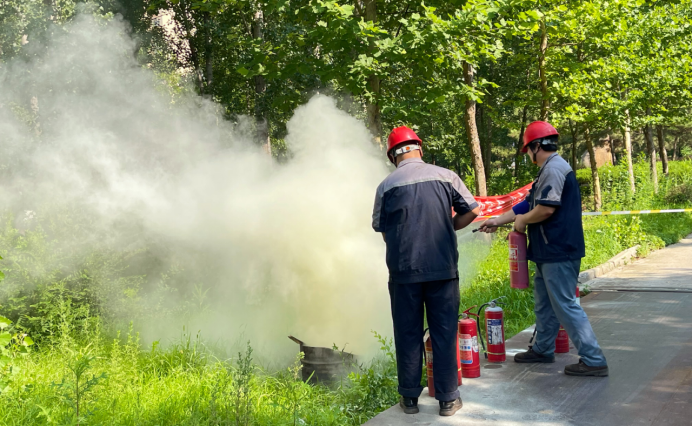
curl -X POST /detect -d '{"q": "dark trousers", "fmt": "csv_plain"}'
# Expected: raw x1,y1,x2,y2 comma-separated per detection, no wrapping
388,278,460,402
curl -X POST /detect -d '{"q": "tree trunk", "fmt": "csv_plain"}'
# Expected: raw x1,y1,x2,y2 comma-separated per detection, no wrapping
252,6,271,155
514,105,529,185
538,19,549,121
189,44,205,95
644,111,658,193
584,126,601,211
673,136,678,161
568,119,578,171
622,109,635,193
463,61,487,196
656,125,668,175
30,95,41,137
43,0,54,22
643,125,658,193
485,106,492,179
478,104,491,181
365,0,382,148
607,134,616,165
203,12,213,95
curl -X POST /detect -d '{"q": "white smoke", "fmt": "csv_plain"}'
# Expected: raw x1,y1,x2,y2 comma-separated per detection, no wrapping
0,14,393,362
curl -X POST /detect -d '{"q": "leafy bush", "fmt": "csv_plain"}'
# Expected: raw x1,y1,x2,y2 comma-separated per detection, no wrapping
0,315,34,394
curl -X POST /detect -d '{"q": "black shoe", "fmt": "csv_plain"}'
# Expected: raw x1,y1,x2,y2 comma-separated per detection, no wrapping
399,396,419,414
565,360,609,377
439,397,463,416
514,346,555,363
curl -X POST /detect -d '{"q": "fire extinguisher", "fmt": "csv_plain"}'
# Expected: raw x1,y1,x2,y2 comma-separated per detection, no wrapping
477,297,507,363
508,231,529,289
424,329,435,397
555,287,582,353
423,328,462,397
458,307,481,378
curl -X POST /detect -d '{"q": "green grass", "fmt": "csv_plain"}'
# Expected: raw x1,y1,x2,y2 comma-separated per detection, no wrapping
1,325,400,426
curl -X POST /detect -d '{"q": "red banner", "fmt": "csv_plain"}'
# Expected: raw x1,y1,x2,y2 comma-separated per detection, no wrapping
472,183,532,222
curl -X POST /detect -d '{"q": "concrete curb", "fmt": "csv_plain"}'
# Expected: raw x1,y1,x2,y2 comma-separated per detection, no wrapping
578,244,640,286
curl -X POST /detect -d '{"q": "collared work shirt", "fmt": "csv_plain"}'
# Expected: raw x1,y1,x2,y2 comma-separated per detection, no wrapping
372,158,478,284
526,153,586,263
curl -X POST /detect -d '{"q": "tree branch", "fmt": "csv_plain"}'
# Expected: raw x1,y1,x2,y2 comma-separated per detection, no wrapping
354,0,363,17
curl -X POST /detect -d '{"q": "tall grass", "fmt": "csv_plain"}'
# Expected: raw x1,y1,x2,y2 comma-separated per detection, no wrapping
1,317,399,426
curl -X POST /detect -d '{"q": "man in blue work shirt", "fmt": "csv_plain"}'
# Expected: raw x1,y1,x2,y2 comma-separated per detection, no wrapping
372,126,480,416
480,120,608,377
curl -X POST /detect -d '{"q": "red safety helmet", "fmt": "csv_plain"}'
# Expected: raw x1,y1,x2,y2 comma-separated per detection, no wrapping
522,121,559,153
387,126,422,153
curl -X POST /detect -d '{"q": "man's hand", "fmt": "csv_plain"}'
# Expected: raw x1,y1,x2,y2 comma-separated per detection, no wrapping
478,218,500,233
514,214,527,233
478,209,516,233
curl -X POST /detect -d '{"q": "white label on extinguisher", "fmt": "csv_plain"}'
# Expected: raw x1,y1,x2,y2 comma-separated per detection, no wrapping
426,349,433,364
472,336,479,352
459,334,473,364
509,244,518,261
487,319,504,344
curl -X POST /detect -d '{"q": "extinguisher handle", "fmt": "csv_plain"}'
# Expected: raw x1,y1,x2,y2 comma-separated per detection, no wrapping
460,306,479,318
490,296,508,306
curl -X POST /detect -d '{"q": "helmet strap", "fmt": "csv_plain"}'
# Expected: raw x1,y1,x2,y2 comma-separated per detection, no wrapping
529,143,540,165
389,144,422,165
393,144,421,157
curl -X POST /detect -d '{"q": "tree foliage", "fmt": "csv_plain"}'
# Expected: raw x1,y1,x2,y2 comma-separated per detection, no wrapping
1,0,690,196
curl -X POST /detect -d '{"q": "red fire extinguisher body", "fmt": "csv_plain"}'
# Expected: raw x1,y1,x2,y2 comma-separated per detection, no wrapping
555,287,581,353
485,305,506,362
458,313,480,378
424,333,435,397
508,231,529,289
424,330,462,397
555,327,569,353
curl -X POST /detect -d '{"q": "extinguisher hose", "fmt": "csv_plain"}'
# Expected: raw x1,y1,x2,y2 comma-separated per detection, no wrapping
476,303,489,359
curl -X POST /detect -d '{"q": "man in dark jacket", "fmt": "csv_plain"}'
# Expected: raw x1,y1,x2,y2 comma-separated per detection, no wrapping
480,120,608,377
372,126,479,416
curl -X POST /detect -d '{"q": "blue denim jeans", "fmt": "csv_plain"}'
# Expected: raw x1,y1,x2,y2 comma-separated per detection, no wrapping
532,260,608,367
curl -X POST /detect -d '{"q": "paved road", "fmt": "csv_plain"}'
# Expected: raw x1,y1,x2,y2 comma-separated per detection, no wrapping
586,235,692,292
366,236,692,426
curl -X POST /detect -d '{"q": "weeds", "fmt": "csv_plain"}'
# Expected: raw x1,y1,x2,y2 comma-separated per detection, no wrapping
51,345,107,425
232,342,254,426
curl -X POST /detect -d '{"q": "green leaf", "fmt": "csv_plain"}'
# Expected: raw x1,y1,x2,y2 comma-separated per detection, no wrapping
236,67,249,76
22,336,34,346
0,317,10,330
526,10,543,21
317,20,327,27
435,96,445,103
0,333,10,347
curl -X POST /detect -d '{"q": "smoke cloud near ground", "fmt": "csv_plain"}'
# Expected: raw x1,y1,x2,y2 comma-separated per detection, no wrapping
0,14,395,362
